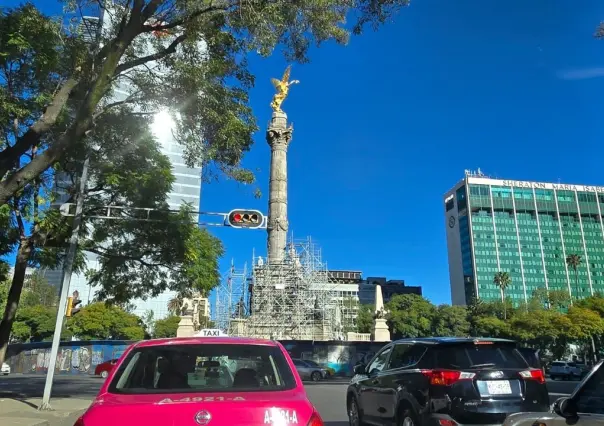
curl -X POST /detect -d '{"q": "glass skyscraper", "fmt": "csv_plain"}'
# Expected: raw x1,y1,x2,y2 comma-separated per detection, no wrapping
445,171,604,306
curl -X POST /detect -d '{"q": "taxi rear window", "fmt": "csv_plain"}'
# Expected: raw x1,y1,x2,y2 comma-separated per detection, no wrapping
108,344,296,394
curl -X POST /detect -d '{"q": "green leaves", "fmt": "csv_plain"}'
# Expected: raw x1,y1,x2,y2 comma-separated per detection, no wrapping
1,0,415,205
383,292,604,361
179,225,224,297
13,304,57,342
66,302,146,341
356,304,374,334
153,315,181,338
386,294,436,338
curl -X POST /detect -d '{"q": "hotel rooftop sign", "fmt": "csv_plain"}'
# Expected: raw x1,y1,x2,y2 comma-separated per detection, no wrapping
467,177,604,194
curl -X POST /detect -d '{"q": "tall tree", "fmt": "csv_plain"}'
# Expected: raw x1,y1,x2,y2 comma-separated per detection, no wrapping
0,108,224,364
66,302,146,341
167,296,182,316
0,0,412,363
493,271,511,320
566,254,582,301
355,304,374,334
386,294,436,338
472,315,511,338
432,304,470,337
20,272,58,308
11,305,58,343
566,306,603,363
154,315,180,338
509,309,569,354
0,0,412,206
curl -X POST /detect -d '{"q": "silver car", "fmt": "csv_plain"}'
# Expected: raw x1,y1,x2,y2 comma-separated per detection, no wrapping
291,358,327,382
504,360,604,426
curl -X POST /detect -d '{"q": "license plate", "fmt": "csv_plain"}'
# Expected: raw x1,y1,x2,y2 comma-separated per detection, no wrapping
486,380,512,395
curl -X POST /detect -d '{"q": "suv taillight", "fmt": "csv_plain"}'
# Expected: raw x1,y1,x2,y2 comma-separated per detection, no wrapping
520,369,545,384
73,417,85,426
307,412,324,426
421,369,476,386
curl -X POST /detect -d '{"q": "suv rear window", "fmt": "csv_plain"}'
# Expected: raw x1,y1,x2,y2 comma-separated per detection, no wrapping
108,344,296,394
435,343,529,369
518,348,541,369
551,362,566,367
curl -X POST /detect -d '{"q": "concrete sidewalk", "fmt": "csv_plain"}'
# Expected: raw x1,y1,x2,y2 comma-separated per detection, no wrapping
0,397,91,426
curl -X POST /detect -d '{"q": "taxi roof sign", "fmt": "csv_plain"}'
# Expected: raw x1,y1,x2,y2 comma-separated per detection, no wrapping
195,329,228,337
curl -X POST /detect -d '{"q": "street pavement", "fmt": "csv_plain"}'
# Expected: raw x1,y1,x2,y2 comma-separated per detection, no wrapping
0,374,582,426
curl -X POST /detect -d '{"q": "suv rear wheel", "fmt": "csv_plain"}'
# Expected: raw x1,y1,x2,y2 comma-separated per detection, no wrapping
399,408,418,426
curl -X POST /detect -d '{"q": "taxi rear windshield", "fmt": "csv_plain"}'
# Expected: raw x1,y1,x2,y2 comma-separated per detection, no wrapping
108,344,296,394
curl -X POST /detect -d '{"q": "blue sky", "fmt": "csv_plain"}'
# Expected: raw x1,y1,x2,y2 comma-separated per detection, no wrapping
8,0,604,305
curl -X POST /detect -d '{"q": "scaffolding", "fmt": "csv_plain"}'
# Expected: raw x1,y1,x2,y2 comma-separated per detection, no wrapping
214,260,248,333
244,236,348,341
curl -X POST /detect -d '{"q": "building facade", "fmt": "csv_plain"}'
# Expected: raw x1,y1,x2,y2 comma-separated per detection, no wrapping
358,277,422,305
445,171,604,306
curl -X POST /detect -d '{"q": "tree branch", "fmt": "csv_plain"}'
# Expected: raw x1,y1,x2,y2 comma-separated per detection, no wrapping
113,34,187,75
0,9,146,206
0,78,79,181
141,1,234,33
85,247,174,270
93,94,141,119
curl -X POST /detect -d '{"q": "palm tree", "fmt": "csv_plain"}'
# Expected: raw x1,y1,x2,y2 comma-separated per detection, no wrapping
493,271,511,320
566,254,582,302
167,296,183,316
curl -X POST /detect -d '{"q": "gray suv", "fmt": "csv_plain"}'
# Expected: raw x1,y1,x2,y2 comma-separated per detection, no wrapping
505,359,604,426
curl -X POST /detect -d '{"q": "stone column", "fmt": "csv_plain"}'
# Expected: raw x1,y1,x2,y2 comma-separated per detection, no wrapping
266,111,293,264
372,285,391,342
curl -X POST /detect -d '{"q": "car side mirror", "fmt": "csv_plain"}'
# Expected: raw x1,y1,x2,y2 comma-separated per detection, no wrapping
353,364,366,375
553,397,578,419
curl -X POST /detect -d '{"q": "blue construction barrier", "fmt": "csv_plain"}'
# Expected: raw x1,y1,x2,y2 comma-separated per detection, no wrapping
5,339,386,377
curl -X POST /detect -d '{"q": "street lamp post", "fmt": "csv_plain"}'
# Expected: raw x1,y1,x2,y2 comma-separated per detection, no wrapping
39,156,90,411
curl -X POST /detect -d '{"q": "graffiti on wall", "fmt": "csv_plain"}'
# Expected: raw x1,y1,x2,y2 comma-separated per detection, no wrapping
6,340,386,377
281,341,386,376
6,341,131,375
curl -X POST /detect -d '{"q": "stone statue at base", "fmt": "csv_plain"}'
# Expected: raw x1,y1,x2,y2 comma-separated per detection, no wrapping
371,285,391,342
176,296,201,338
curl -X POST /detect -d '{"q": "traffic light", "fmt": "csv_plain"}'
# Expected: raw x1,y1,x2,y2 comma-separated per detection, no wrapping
66,291,82,317
226,209,263,229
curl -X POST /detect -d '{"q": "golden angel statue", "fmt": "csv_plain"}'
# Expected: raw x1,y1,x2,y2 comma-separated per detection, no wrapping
270,65,300,113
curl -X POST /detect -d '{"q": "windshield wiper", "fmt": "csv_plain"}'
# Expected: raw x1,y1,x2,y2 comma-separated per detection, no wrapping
469,363,497,368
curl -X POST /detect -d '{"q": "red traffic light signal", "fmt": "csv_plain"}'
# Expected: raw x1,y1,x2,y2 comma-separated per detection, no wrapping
227,209,264,229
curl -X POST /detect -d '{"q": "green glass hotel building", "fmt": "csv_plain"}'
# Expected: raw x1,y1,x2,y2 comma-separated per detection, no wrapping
444,172,604,305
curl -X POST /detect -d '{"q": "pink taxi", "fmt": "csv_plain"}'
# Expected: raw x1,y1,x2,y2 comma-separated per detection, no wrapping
73,337,323,426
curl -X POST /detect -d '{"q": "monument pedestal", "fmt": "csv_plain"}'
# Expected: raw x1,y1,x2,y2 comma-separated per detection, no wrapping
177,314,195,337
229,318,248,336
371,318,391,342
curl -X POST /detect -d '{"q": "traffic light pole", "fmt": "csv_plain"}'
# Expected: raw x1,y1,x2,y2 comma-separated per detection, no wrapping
39,156,90,411
59,204,268,229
